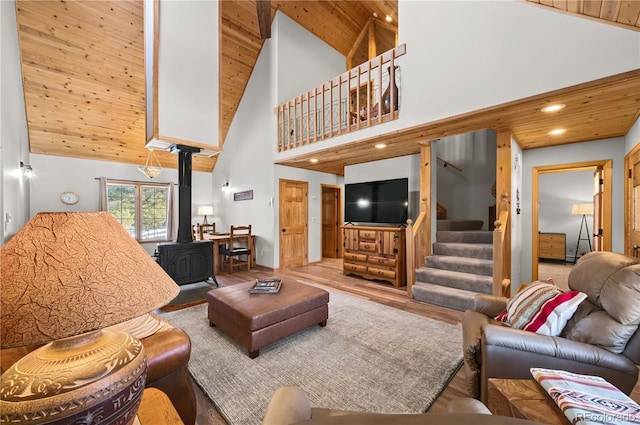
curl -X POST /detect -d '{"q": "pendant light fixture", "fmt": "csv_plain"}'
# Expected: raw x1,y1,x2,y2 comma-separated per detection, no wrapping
138,148,163,179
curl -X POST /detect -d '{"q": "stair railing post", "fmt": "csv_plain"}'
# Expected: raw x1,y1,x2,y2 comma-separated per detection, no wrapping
405,219,415,298
492,220,504,297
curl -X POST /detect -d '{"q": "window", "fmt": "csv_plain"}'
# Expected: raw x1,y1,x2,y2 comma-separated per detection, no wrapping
106,181,172,242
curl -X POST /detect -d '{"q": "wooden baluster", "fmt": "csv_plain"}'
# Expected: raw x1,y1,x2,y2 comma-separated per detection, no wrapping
405,219,415,298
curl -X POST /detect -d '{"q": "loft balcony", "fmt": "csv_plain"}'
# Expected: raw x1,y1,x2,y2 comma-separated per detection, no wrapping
276,45,406,152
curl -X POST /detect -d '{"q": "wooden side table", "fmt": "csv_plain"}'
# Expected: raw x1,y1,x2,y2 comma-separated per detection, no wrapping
488,379,569,424
134,387,184,425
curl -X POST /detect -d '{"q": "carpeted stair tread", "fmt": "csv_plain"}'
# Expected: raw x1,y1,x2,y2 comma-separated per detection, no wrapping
412,282,476,312
436,230,493,244
415,267,493,294
436,220,484,231
412,221,494,311
432,242,493,260
424,255,493,276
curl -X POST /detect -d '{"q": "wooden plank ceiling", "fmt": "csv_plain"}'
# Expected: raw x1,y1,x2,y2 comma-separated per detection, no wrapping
15,0,639,175
525,0,640,31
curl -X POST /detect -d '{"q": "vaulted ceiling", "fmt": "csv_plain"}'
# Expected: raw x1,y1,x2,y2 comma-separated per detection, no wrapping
13,0,640,175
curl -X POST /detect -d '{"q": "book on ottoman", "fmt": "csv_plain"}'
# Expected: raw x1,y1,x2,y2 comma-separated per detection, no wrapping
248,278,282,294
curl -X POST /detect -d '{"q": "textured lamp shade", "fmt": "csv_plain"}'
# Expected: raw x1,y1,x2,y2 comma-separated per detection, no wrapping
0,211,179,347
0,212,179,424
571,203,593,215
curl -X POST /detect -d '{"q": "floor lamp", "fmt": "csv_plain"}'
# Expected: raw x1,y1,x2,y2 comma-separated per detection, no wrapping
572,203,593,263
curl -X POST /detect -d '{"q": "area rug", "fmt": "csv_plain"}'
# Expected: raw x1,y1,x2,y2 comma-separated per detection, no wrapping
167,280,220,306
161,285,463,425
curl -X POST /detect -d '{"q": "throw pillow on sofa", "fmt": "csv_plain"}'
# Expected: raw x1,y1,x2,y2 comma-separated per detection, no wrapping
496,282,587,336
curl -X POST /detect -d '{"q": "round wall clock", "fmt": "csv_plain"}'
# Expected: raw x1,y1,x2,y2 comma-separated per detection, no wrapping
61,191,80,205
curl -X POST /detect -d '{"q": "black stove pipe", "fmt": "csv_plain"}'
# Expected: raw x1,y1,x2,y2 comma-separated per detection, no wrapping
171,144,201,243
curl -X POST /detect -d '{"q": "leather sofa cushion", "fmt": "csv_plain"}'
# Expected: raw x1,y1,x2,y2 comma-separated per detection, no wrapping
564,252,640,354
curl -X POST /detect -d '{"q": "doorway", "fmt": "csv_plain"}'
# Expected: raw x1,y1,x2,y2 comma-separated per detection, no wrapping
321,185,342,259
625,143,640,258
279,179,309,269
532,160,612,282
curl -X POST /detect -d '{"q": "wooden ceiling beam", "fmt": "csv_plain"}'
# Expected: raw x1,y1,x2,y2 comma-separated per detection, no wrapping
256,0,271,39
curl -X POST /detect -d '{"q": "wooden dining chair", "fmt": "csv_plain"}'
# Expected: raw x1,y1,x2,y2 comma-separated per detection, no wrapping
198,223,215,240
219,225,251,272
192,224,201,240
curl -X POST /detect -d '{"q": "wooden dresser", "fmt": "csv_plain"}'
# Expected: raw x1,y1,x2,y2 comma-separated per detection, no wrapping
539,232,566,263
342,225,406,287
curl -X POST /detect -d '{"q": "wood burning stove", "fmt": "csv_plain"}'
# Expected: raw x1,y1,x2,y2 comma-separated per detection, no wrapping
157,240,215,285
156,144,217,286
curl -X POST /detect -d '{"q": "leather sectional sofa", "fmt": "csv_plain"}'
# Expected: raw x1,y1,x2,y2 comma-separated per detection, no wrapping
262,386,544,424
462,251,640,403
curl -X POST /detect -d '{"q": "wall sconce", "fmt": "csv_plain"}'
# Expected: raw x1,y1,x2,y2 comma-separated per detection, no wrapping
20,161,34,179
222,182,230,192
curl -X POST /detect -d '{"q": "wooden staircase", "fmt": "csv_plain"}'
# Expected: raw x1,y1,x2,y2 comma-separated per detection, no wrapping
412,220,493,311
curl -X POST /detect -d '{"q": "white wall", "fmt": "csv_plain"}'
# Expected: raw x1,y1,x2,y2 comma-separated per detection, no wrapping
1,0,30,243
274,0,640,162
539,170,593,262
211,12,345,268
521,137,626,282
29,154,214,254
157,0,219,147
435,129,496,228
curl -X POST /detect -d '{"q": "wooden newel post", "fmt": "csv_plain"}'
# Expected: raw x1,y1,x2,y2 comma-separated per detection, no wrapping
406,219,414,298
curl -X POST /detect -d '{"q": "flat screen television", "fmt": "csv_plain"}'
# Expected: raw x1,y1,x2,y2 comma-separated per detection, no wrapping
345,178,408,225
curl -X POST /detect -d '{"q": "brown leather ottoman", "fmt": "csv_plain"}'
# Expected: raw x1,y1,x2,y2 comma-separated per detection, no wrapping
206,279,329,358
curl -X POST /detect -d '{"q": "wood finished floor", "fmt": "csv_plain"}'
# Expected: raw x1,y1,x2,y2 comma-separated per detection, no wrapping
159,258,640,425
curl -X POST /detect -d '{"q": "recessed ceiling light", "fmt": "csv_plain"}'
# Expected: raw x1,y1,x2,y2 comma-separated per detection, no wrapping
541,104,566,113
375,143,387,149
385,15,392,22
309,158,318,163
549,129,566,135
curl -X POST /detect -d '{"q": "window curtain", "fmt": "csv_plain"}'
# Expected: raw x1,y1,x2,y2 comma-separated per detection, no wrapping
167,183,177,241
98,177,108,211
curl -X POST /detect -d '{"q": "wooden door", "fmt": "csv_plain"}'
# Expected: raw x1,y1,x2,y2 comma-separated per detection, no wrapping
321,186,341,258
627,145,640,258
279,179,308,268
592,166,604,252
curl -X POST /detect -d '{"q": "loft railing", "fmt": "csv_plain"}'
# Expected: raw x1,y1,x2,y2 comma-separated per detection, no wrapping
493,193,511,297
276,45,406,151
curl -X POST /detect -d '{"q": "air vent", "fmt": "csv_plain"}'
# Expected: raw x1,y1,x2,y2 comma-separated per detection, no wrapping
145,138,220,158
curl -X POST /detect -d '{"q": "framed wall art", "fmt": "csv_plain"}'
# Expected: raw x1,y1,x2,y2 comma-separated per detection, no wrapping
233,190,253,201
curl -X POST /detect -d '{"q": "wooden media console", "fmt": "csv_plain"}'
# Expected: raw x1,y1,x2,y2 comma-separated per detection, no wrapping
341,225,406,287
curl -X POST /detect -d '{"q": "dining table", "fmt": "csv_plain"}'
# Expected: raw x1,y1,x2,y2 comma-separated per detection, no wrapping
202,232,256,274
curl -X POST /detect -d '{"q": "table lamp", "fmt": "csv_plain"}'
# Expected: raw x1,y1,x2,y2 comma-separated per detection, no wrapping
197,205,214,225
0,212,179,424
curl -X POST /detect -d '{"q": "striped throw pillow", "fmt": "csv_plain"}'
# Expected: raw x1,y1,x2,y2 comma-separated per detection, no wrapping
499,282,587,336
